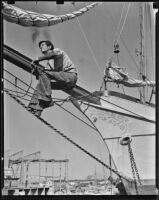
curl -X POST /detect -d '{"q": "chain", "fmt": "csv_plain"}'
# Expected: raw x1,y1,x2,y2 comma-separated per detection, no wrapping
128,143,142,185
128,143,142,194
128,143,138,194
4,89,131,183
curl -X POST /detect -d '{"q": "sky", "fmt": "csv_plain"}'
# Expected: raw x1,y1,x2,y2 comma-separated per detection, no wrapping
3,1,156,181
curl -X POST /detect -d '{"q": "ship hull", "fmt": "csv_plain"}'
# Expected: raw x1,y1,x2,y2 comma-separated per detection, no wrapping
71,91,156,194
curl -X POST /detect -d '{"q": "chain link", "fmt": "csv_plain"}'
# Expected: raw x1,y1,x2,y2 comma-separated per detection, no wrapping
128,143,142,194
128,143,138,194
128,143,142,185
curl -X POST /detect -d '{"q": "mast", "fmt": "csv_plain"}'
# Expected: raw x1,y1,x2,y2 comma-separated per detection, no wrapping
139,2,146,102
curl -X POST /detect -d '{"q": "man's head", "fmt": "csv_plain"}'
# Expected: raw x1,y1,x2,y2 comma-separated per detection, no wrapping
39,40,54,54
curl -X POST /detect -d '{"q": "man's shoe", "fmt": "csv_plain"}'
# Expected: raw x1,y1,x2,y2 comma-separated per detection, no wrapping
34,110,42,117
27,107,42,117
48,100,54,107
39,99,54,109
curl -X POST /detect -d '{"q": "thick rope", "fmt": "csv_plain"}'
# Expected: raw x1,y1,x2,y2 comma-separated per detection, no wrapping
2,2,100,27
4,89,132,183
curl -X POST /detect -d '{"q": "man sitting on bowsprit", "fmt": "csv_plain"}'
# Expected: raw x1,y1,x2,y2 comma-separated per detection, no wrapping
28,40,78,117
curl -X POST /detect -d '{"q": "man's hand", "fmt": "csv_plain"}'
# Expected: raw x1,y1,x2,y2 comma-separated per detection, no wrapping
31,59,39,66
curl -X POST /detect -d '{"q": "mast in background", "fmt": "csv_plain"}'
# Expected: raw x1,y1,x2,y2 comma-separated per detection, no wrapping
139,2,146,103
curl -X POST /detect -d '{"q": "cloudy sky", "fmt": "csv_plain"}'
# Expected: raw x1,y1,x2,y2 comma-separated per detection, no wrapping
3,2,156,181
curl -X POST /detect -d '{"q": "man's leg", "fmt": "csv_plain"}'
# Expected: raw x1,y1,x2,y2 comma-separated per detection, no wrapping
46,71,78,89
28,69,52,115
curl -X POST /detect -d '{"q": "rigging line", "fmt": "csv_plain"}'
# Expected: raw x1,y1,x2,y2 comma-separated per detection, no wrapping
4,87,96,131
4,89,131,182
5,68,93,105
103,133,155,140
4,68,69,103
4,69,154,122
3,77,34,96
106,5,139,72
4,74,154,122
78,95,155,123
15,69,33,98
4,89,31,102
114,3,126,40
4,69,91,106
71,4,103,77
115,3,131,45
69,91,154,123
4,69,35,92
55,102,97,131
70,97,119,172
4,88,32,98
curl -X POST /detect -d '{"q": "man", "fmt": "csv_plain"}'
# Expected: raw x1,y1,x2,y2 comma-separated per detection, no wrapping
28,40,78,117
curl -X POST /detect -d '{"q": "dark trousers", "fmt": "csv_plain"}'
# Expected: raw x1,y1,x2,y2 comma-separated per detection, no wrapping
28,68,77,111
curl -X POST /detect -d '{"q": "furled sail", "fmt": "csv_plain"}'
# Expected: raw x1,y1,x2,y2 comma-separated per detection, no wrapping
2,2,99,27
104,61,155,88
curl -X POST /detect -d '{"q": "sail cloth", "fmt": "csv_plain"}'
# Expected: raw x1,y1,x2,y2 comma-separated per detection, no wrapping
104,61,155,88
2,2,99,27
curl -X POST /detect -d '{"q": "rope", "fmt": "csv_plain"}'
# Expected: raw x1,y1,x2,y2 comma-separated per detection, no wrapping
105,3,140,72
115,3,131,45
71,4,103,77
4,83,96,131
4,69,155,123
14,68,33,98
4,72,97,131
4,88,32,98
4,89,131,183
107,3,131,62
4,89,31,102
113,3,126,45
2,2,99,27
55,102,97,131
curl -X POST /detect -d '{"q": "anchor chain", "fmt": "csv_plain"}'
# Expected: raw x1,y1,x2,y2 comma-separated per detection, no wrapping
128,142,142,194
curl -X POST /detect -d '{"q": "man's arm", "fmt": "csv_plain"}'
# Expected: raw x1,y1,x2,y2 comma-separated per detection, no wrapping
38,52,56,62
31,52,56,65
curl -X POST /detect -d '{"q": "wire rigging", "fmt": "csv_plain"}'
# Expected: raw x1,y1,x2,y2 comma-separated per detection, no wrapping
4,88,132,183
114,3,126,42
4,68,154,123
4,70,97,131
115,3,131,45
71,3,103,77
106,3,139,72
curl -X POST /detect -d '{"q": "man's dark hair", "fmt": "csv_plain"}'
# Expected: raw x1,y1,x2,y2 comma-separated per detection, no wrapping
39,40,54,50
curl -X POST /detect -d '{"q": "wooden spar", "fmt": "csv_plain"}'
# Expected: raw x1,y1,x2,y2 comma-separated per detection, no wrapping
3,44,101,105
139,3,146,102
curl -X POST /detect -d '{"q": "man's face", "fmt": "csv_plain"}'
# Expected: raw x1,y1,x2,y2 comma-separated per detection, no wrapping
40,42,51,54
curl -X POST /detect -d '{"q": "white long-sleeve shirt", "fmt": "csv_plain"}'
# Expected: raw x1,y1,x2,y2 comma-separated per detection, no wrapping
38,48,77,73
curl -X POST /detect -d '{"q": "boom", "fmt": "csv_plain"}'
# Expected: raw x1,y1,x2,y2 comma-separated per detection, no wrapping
3,44,100,105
